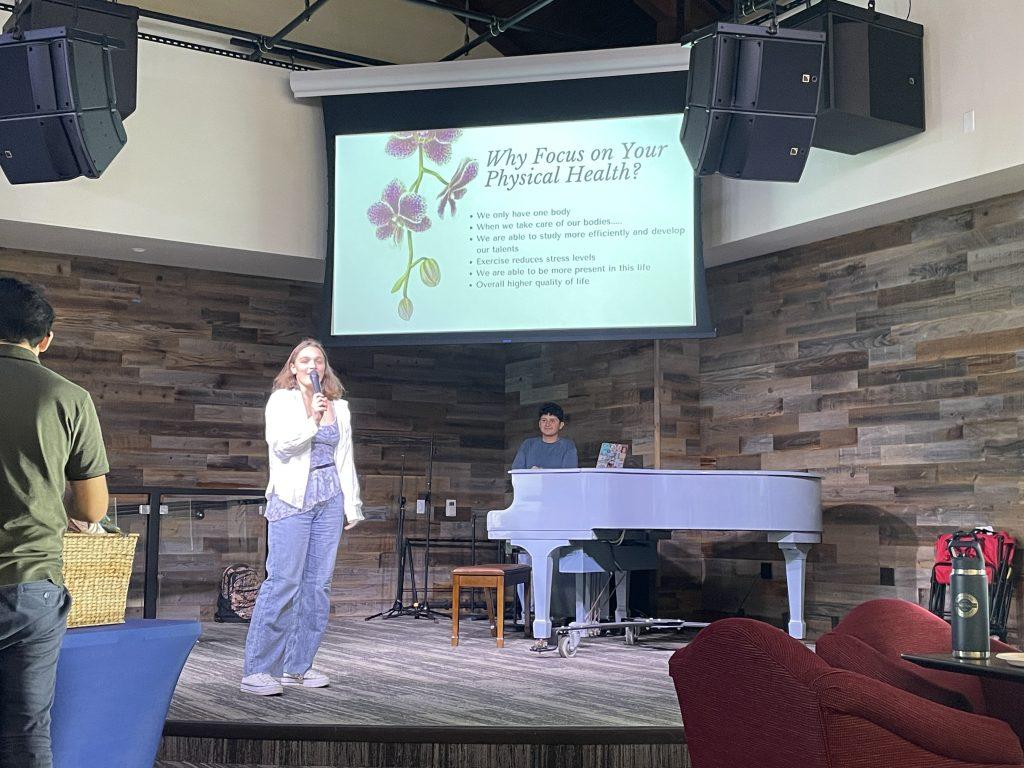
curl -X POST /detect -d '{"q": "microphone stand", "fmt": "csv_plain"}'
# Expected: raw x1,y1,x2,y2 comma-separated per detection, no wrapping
364,450,413,621
409,435,448,622
363,435,447,622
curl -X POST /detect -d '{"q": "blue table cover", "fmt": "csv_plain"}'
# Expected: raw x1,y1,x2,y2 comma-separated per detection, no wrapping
52,619,200,768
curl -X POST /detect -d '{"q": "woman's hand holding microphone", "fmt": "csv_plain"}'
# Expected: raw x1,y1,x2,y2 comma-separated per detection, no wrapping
311,392,328,424
309,369,328,424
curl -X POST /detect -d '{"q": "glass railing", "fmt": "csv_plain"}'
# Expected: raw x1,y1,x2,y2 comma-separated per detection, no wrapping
104,486,506,620
107,487,266,620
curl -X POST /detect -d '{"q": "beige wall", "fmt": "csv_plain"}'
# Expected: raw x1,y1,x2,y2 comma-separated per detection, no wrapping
6,2,1023,280
0,30,327,279
704,0,1024,265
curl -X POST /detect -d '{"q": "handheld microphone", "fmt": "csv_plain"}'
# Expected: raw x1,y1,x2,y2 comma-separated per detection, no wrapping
309,369,322,395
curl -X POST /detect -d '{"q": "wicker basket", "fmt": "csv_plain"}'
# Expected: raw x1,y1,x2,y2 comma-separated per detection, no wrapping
61,532,139,628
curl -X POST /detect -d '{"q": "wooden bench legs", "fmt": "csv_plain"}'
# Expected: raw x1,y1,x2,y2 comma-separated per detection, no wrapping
451,572,530,648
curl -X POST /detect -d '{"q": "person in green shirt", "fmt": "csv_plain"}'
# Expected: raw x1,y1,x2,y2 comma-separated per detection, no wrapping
0,278,110,768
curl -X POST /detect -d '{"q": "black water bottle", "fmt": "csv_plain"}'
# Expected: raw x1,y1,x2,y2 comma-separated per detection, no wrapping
949,533,990,659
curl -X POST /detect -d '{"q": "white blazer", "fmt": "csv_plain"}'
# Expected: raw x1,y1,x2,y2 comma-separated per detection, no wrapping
264,388,364,524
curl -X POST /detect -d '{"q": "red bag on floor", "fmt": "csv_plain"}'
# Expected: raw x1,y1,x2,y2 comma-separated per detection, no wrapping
932,529,1014,586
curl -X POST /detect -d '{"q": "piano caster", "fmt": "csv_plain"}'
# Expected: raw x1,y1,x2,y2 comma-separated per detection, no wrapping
554,619,710,658
557,631,582,658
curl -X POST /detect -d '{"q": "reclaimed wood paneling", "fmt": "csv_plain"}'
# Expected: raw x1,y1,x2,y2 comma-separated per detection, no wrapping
504,339,701,471
699,190,1024,640
7,188,1023,639
0,251,507,619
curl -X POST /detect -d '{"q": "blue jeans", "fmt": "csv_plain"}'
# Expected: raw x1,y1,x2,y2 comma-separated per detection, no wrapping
244,494,344,677
0,581,70,768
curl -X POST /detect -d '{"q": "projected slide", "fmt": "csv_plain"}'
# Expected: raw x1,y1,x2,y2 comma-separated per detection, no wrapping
332,113,695,339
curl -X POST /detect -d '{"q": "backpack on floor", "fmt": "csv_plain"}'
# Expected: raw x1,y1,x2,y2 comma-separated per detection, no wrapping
215,563,261,623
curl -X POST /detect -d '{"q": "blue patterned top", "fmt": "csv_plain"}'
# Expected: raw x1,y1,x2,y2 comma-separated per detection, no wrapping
264,422,341,522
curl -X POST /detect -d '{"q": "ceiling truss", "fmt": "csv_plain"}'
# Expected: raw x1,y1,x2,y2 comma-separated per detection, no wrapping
0,1,764,71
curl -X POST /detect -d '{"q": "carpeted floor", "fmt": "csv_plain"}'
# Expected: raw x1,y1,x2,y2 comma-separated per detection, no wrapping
166,616,691,729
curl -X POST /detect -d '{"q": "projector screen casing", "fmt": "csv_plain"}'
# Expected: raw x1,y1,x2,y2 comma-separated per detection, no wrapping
321,71,714,346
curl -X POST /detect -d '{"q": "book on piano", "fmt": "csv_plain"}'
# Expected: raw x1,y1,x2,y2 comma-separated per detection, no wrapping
596,442,627,468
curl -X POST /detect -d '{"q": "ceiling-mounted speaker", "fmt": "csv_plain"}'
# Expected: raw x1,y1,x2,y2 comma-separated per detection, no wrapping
0,26,127,184
3,0,138,120
782,0,924,154
680,22,825,182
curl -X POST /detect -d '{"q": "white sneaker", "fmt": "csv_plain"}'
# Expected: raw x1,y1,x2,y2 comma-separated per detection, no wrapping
240,672,284,696
281,668,330,688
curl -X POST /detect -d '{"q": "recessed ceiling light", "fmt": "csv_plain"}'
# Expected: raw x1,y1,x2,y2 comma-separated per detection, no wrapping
131,247,147,253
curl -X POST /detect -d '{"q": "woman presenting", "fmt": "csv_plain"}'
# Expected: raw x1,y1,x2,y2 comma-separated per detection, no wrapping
241,339,363,696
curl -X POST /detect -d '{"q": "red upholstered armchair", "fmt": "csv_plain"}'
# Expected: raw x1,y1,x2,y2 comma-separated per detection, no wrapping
816,599,1024,743
668,618,1024,768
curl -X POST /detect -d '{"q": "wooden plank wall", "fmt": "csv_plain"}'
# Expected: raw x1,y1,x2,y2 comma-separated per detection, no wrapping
338,344,507,615
0,251,507,619
699,190,1024,640
5,187,1022,637
503,342,696,468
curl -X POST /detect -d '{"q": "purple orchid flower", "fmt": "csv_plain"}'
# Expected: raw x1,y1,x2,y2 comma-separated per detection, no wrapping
436,159,478,219
385,129,462,164
367,179,431,244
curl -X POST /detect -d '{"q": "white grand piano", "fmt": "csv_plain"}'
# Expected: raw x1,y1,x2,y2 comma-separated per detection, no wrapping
488,468,822,641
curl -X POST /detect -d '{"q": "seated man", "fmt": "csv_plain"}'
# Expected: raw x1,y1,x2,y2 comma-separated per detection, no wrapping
511,401,578,470
511,402,579,629
510,404,655,632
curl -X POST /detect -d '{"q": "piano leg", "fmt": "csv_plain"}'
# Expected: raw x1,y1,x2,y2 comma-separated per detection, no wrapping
516,551,531,622
513,539,568,642
614,571,629,622
575,574,587,624
779,541,813,640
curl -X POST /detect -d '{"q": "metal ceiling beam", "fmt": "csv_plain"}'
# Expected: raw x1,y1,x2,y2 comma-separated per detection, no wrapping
228,37,389,68
732,0,816,24
401,0,597,46
249,0,334,61
440,0,559,61
133,7,391,68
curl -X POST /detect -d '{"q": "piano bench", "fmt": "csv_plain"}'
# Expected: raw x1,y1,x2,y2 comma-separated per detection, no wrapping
451,564,531,649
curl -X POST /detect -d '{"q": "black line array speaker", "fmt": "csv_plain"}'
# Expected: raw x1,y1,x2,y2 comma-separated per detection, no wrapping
681,22,826,182
0,27,127,184
3,0,138,120
782,0,924,154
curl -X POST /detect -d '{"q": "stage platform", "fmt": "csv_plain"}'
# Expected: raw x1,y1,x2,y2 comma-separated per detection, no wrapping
156,616,693,768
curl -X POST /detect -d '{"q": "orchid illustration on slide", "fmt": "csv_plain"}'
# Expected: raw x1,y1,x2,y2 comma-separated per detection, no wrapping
366,129,478,321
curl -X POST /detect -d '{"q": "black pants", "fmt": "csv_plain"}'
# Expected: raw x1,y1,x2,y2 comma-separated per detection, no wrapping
0,581,70,768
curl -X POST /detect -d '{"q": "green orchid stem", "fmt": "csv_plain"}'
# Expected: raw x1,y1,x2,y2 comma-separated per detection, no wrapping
411,149,450,193
402,233,415,299
399,255,429,298
423,167,450,186
412,147,424,193
401,145,446,302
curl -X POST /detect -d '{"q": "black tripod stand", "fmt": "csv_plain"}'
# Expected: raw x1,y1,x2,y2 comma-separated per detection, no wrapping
364,449,412,621
401,435,449,621
364,436,448,622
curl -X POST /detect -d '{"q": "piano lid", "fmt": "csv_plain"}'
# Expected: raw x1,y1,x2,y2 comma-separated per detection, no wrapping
489,468,822,537
508,468,823,479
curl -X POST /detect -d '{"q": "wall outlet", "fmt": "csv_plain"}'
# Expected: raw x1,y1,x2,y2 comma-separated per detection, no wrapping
445,499,457,517
416,498,426,514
